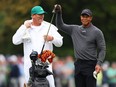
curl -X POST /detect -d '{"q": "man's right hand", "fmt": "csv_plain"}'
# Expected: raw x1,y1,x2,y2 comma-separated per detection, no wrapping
52,4,62,13
24,20,32,28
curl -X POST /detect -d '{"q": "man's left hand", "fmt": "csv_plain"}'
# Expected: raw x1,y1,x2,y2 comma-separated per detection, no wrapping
43,35,54,41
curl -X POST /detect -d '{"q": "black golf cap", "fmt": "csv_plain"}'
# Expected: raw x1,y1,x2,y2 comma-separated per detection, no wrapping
81,9,92,16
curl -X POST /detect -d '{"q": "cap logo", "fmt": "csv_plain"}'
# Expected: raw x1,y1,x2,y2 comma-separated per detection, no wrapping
40,8,43,11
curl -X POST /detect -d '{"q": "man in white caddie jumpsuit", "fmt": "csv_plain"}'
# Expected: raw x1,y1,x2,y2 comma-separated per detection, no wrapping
12,6,63,87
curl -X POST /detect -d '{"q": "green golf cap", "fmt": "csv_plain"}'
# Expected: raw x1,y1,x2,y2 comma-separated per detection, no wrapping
31,6,47,15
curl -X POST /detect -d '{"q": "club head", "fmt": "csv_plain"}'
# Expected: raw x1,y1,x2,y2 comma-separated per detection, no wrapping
93,71,97,79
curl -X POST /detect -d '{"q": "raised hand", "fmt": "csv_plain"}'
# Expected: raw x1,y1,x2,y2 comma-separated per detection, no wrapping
52,4,62,13
24,20,32,28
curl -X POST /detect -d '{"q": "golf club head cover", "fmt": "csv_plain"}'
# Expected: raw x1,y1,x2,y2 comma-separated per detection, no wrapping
38,50,55,63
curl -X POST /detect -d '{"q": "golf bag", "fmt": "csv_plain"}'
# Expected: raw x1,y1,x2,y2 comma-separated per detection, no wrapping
28,51,53,87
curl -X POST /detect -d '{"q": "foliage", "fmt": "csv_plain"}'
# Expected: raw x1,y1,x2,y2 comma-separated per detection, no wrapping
0,0,116,61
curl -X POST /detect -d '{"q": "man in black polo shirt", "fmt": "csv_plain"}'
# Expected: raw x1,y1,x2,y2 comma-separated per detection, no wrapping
53,5,106,87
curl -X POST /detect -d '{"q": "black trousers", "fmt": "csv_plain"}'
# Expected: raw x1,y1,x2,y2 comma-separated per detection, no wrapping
74,59,97,87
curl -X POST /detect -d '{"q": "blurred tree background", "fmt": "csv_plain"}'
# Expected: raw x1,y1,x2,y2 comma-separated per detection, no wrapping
0,0,116,61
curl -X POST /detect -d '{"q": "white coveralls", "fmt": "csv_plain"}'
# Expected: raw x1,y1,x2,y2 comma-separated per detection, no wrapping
12,20,63,87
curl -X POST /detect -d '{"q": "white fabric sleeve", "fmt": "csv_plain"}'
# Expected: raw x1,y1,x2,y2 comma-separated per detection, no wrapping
12,25,27,45
50,25,63,47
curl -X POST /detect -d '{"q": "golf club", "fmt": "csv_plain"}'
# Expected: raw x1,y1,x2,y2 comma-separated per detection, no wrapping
39,12,55,57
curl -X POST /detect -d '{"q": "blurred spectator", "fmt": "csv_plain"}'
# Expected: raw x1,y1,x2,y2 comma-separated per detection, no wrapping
107,62,116,87
8,55,20,87
17,56,25,87
0,54,7,87
102,61,110,87
62,56,75,87
54,56,75,87
53,57,65,87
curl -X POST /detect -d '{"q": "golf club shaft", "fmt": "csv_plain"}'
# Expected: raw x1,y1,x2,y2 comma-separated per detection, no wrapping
40,13,55,56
